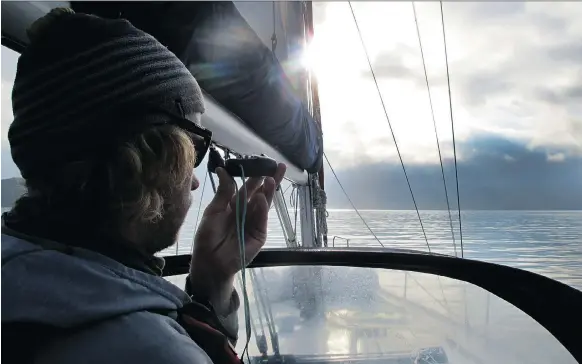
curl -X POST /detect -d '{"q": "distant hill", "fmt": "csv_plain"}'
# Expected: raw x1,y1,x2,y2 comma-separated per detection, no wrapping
1,177,26,208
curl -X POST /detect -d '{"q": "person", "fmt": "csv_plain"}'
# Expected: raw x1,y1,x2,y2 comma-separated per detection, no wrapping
1,8,286,364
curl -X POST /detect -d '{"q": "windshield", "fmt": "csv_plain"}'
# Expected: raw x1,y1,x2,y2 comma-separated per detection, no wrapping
169,266,576,364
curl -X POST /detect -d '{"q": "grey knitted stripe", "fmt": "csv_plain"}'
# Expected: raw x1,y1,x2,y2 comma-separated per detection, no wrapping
14,64,193,130
14,48,179,115
12,38,168,106
13,34,156,89
10,72,194,142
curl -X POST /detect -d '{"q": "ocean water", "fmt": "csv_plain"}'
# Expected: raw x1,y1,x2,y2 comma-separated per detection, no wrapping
4,205,580,290
166,209,582,291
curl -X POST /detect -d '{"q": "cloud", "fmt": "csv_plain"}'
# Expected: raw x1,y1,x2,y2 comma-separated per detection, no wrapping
361,46,421,83
324,135,582,210
503,154,515,163
312,2,328,26
547,153,565,163
312,2,582,169
1,146,20,178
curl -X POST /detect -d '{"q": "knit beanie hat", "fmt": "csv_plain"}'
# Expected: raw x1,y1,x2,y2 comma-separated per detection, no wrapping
8,8,205,179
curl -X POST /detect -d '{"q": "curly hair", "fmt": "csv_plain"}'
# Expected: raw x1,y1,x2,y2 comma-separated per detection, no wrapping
6,125,196,240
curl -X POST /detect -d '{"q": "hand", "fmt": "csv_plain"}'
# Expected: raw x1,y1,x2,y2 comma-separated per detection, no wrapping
189,163,286,309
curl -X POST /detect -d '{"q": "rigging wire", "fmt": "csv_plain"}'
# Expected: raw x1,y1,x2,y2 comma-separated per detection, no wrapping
440,1,464,258
324,153,385,248
249,270,276,355
234,169,252,361
348,2,431,253
283,183,292,196
190,171,209,255
412,2,457,257
290,184,299,238
240,274,266,355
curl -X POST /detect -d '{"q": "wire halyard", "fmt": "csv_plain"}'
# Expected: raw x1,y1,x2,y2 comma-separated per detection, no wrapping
440,1,464,258
235,166,252,362
412,2,457,257
190,171,209,255
348,2,431,253
289,184,299,239
324,153,385,248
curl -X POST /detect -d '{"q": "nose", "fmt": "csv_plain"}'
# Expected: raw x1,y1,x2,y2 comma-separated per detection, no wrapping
191,173,200,191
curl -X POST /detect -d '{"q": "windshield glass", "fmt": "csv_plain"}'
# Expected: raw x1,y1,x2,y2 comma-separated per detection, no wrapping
170,266,575,364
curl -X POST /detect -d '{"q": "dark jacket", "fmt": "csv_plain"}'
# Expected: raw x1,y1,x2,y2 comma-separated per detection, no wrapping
1,231,240,363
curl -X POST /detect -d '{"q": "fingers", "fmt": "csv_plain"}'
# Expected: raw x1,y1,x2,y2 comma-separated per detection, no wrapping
206,163,287,215
204,168,235,215
273,163,287,186
259,163,287,207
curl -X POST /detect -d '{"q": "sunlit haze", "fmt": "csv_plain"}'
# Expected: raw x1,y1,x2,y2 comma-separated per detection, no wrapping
309,2,582,168
1,2,581,209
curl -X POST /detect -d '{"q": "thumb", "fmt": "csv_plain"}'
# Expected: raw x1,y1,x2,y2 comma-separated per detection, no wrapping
204,168,234,215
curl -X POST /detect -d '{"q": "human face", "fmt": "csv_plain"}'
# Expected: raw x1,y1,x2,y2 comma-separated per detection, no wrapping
139,163,196,255
138,114,206,254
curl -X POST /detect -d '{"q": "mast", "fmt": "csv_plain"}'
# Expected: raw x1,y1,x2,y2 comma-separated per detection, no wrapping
294,1,327,249
278,0,319,248
304,1,328,248
293,1,325,323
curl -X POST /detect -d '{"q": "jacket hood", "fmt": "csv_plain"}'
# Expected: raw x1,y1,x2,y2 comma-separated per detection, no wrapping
1,233,190,328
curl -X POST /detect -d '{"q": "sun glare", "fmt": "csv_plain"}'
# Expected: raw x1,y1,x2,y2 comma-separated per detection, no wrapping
301,37,326,77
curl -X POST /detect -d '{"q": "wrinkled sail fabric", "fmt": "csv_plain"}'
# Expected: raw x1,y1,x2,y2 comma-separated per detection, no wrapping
73,2,323,173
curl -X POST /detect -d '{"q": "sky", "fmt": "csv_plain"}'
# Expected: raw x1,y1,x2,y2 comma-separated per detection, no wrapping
309,2,582,209
1,2,581,209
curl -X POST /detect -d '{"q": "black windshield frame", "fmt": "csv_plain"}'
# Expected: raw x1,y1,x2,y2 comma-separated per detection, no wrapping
164,248,582,362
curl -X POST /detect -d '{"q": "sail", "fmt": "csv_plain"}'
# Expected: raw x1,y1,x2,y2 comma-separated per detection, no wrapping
71,2,324,173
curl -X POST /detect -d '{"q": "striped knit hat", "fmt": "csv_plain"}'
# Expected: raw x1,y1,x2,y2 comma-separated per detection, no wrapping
9,8,205,179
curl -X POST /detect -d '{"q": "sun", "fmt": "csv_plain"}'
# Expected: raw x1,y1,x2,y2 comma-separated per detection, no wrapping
300,37,327,78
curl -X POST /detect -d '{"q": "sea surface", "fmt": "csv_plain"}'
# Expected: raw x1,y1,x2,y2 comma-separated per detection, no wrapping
164,209,582,291
4,206,580,290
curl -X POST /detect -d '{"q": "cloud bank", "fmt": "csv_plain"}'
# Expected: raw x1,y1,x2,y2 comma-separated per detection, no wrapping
312,2,582,168
324,135,582,210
